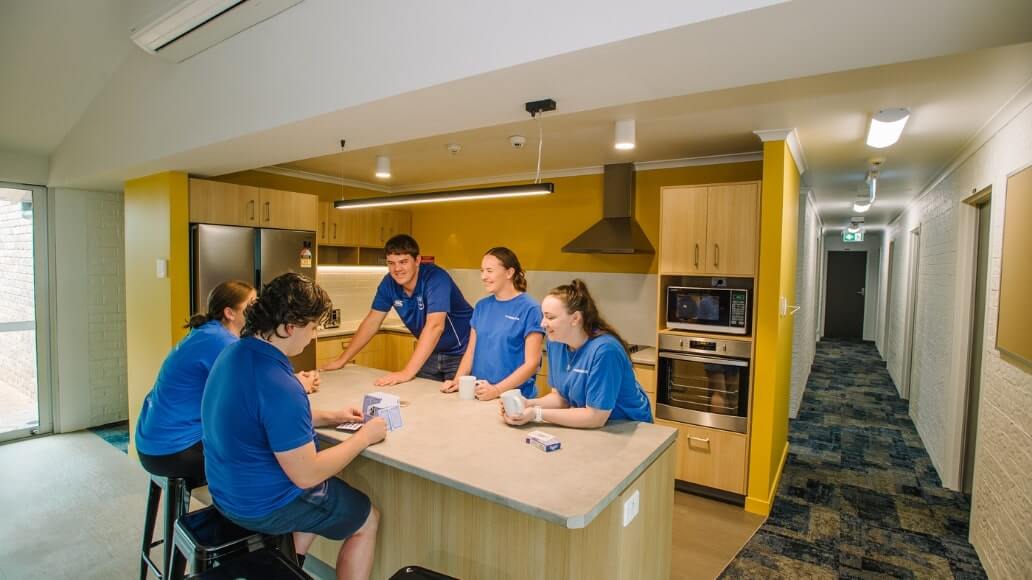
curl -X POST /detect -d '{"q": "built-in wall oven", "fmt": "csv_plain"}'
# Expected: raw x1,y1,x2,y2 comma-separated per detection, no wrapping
656,333,751,433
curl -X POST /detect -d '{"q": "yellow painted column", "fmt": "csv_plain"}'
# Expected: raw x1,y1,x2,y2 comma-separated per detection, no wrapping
746,141,799,515
124,172,190,458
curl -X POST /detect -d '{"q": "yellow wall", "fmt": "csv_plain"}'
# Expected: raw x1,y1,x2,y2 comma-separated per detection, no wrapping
216,163,761,273
411,163,762,272
746,141,799,515
124,171,190,457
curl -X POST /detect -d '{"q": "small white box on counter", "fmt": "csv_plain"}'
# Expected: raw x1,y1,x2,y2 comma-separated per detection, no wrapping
525,430,561,452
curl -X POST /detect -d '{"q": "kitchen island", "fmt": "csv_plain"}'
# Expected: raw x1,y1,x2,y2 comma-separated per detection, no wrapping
306,366,677,580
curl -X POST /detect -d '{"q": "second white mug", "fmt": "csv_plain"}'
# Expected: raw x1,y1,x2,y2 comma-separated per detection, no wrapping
458,375,477,400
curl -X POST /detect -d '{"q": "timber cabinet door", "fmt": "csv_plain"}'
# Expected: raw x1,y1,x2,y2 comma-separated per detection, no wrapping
659,186,708,274
705,182,759,276
189,179,259,227
259,188,318,231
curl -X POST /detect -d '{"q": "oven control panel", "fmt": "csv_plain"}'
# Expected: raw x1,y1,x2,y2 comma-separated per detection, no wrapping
658,333,751,358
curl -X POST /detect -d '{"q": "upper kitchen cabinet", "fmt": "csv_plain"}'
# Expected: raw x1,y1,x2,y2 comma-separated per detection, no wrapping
317,204,412,248
659,181,759,276
189,178,318,231
258,187,318,231
189,178,259,227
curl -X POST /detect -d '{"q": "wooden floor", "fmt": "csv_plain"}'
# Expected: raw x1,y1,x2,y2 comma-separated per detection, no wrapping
670,491,766,579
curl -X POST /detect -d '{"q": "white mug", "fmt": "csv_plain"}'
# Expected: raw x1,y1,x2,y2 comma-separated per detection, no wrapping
501,390,526,418
458,375,477,400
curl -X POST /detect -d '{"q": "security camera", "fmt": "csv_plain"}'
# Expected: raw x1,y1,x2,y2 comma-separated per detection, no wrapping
509,135,527,149
446,143,462,155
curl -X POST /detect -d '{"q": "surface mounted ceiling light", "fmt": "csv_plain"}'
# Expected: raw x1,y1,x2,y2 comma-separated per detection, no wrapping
375,155,391,179
847,222,862,234
866,108,910,148
853,200,871,213
334,183,554,210
614,119,636,150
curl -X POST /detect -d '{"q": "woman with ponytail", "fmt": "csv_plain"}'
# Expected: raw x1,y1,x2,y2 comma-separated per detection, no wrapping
135,280,256,485
442,247,544,400
501,279,652,428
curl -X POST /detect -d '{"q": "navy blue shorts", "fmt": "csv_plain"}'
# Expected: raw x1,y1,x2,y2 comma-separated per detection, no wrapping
226,478,372,541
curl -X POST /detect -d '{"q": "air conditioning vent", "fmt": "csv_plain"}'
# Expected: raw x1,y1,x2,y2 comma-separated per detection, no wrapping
130,0,303,62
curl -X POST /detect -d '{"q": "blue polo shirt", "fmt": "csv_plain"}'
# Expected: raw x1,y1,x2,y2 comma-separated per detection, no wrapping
371,263,472,357
135,320,237,456
470,293,544,398
546,333,653,423
201,337,314,519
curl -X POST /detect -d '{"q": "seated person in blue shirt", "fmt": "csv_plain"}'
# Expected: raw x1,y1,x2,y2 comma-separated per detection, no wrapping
502,279,652,428
441,247,543,401
202,273,387,579
135,280,256,486
322,234,473,386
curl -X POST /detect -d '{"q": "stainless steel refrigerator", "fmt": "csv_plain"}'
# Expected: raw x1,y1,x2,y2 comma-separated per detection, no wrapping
191,224,317,371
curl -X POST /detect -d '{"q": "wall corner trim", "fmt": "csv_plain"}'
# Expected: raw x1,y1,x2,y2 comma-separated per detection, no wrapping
754,128,807,176
745,442,790,516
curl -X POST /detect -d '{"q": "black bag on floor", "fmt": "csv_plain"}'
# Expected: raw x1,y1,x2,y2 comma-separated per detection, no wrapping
389,565,458,580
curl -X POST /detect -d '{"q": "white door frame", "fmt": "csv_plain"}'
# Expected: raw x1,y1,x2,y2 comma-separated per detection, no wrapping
0,182,53,444
901,225,922,401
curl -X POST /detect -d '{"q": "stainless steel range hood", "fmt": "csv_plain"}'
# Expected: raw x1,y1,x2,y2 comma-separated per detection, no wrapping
562,163,654,254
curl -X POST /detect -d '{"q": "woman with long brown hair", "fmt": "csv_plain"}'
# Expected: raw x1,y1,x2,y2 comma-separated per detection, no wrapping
501,279,652,428
441,247,543,400
135,280,256,485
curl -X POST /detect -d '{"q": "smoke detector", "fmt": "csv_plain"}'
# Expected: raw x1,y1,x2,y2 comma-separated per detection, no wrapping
446,143,462,155
509,135,527,149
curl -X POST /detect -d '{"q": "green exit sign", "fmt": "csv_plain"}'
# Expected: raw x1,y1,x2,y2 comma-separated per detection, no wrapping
842,230,864,242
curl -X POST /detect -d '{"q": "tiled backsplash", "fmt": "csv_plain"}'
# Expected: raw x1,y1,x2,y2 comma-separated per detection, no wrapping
319,267,657,347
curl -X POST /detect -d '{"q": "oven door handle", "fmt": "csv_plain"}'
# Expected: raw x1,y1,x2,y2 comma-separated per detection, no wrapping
659,352,749,367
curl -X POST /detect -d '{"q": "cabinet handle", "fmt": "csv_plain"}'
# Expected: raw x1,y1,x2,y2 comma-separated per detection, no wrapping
248,200,255,220
713,244,719,267
693,243,699,267
333,223,337,239
320,221,325,237
380,225,384,243
263,201,270,222
687,435,711,444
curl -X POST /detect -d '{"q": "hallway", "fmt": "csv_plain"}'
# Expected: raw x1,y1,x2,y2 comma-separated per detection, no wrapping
722,339,985,578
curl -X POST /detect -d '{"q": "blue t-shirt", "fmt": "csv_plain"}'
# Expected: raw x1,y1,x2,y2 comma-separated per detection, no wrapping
201,337,315,519
546,334,653,423
135,320,237,456
470,293,544,398
371,263,472,357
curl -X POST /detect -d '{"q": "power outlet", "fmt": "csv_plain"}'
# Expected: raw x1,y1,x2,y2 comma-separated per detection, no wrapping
622,489,640,527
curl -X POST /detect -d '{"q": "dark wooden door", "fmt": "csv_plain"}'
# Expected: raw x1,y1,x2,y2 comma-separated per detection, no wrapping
825,251,867,339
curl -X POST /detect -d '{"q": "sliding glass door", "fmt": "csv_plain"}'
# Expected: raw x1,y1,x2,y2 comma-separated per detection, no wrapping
0,182,52,443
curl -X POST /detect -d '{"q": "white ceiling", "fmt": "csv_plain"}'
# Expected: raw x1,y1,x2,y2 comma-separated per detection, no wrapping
274,43,1032,229
0,0,133,155
2,0,1032,233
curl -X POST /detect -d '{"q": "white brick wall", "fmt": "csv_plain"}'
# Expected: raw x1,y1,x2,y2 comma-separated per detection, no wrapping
881,99,1032,578
789,191,821,418
53,189,128,430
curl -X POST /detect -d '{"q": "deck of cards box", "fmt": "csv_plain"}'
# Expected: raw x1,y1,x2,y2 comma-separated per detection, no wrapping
362,391,404,431
525,430,561,452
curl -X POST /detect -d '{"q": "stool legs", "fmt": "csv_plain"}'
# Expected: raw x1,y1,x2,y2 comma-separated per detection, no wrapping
140,479,162,580
163,478,192,579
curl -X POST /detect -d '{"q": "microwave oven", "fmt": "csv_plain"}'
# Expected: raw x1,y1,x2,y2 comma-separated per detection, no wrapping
666,286,749,335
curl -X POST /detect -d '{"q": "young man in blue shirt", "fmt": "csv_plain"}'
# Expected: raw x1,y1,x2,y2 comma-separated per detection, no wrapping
202,273,386,579
323,235,473,385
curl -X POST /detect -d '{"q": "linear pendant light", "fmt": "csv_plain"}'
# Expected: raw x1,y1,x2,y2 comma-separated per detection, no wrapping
334,183,554,210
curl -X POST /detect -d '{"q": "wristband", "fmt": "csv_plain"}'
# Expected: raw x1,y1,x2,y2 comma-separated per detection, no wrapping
533,406,544,423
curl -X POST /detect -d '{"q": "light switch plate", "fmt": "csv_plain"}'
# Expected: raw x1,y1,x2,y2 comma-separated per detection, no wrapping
622,489,640,527
156,258,168,279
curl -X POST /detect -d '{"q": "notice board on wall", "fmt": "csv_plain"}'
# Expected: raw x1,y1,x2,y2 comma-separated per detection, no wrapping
998,163,1032,368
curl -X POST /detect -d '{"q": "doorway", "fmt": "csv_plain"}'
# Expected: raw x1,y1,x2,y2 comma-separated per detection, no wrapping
0,183,52,443
901,226,922,400
824,251,867,339
961,195,991,494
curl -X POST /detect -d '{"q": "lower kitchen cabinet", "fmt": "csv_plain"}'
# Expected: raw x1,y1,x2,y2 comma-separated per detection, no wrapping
633,363,656,420
656,418,748,495
317,331,416,373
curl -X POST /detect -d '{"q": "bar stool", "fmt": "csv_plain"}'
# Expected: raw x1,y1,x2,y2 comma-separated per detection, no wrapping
168,505,296,580
140,474,195,580
390,566,459,579
184,548,309,579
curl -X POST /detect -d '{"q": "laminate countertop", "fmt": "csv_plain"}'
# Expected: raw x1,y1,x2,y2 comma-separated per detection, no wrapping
310,366,675,529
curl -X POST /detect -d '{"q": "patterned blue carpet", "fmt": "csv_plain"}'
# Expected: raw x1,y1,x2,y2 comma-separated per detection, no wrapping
721,339,986,579
88,421,129,454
